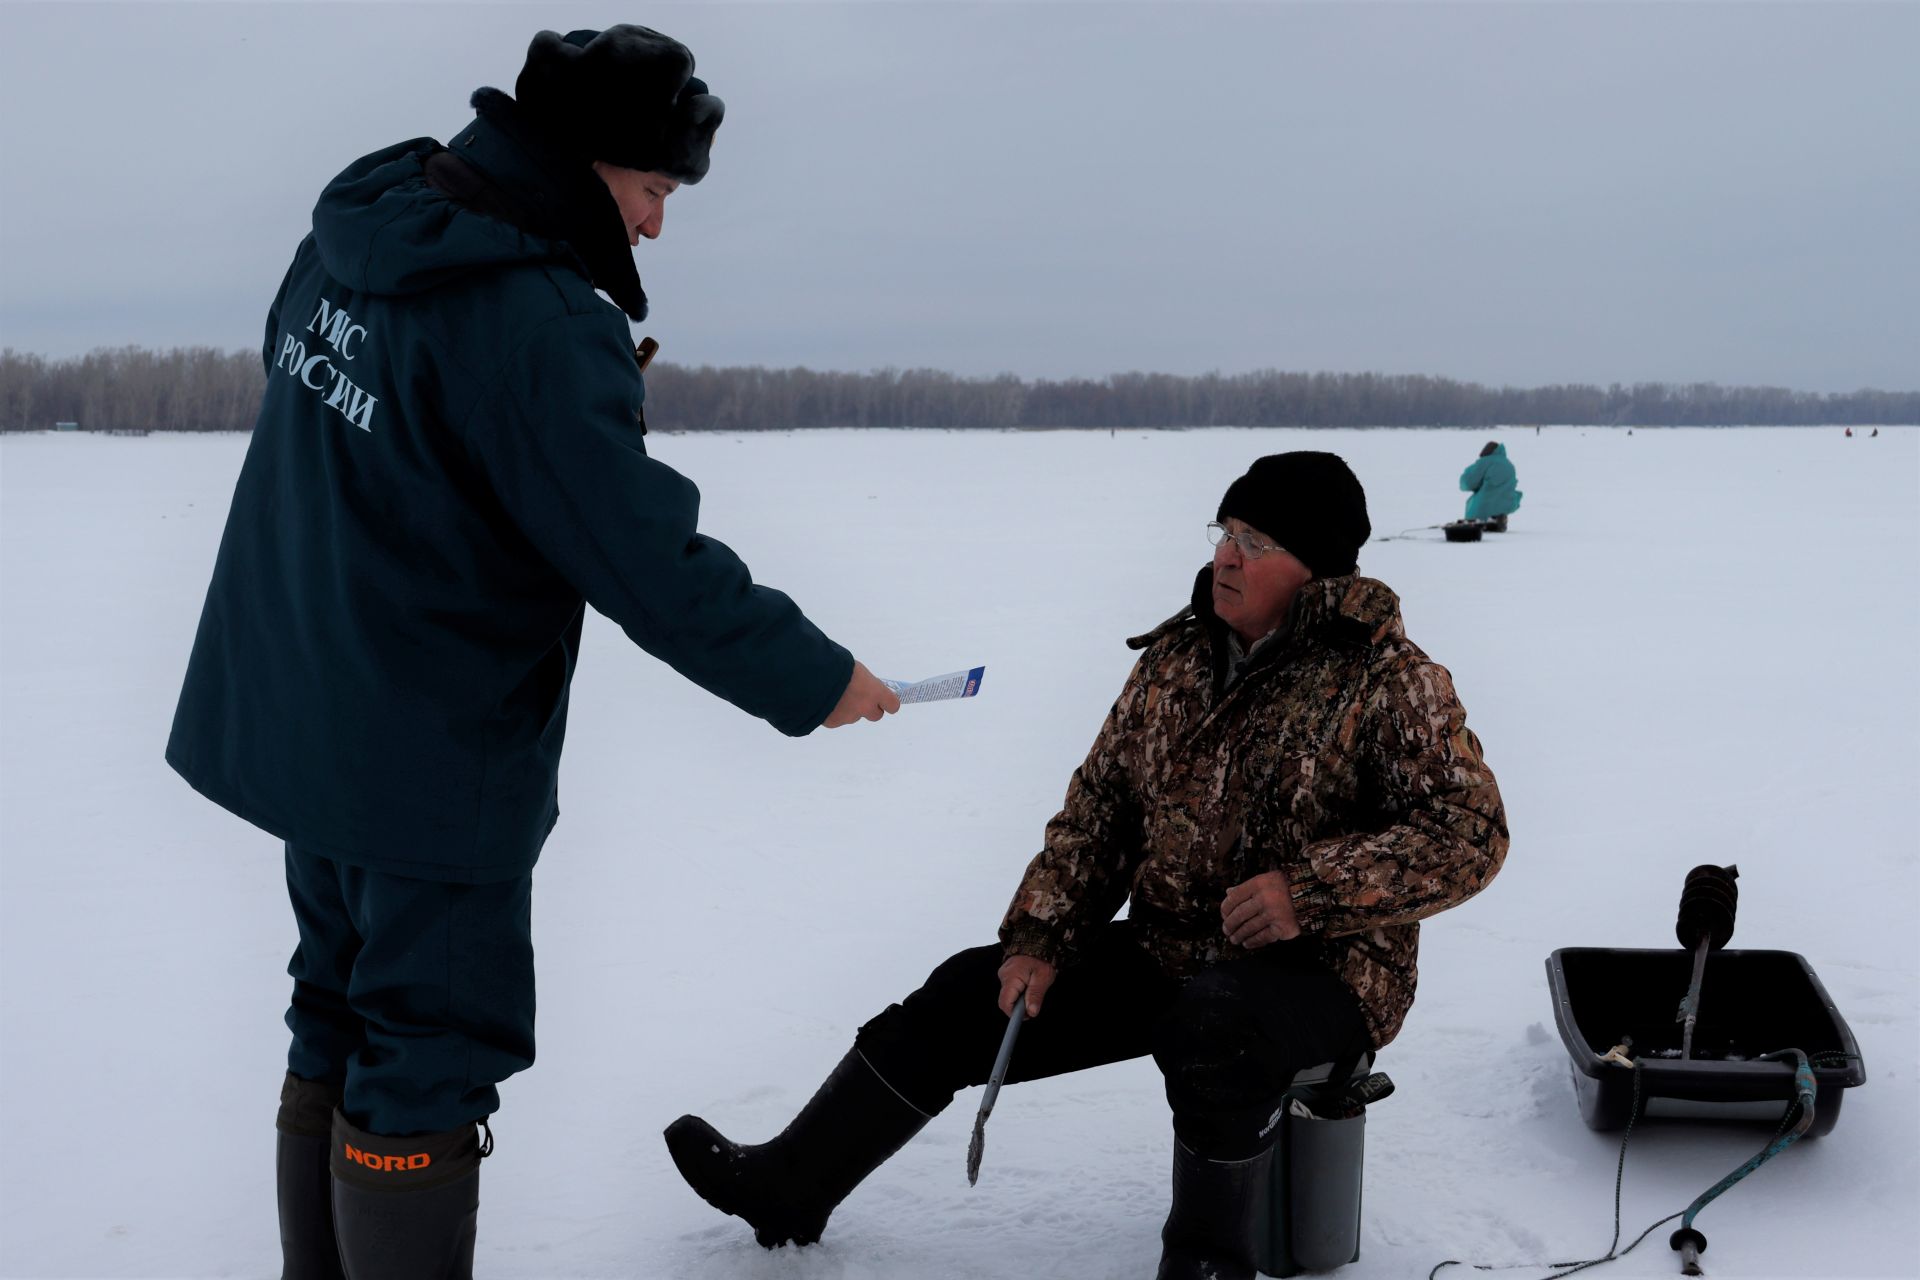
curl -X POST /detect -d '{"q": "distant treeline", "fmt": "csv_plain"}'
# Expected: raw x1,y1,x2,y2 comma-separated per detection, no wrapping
3,346,1915,433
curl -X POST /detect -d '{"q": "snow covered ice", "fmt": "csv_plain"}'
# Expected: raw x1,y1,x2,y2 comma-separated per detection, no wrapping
2,426,1915,1278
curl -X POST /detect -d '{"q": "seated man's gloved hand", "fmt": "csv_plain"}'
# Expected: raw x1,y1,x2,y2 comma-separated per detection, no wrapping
1221,870,1301,948
997,955,1056,1018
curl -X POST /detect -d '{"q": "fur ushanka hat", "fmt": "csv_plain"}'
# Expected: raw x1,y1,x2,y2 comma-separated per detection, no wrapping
514,26,724,182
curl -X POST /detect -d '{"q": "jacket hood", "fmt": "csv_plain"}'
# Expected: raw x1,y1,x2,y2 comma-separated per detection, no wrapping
311,137,575,298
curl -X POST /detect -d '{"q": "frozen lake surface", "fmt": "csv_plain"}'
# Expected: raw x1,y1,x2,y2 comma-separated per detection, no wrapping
2,426,1915,1278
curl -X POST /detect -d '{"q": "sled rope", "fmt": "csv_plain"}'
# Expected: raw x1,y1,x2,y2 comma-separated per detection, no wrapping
1428,1063,1674,1280
1427,1051,1860,1280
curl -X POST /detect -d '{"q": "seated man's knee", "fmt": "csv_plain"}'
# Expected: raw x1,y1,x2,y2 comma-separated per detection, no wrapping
855,944,1004,1114
927,944,1004,993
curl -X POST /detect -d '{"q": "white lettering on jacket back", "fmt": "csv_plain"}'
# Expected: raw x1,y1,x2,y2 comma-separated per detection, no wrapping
273,298,379,432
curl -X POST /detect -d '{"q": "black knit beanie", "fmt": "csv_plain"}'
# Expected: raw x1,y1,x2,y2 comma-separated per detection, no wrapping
514,26,724,182
1216,452,1371,578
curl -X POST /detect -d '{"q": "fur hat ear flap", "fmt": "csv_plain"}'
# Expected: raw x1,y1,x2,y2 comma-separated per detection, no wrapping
663,77,724,179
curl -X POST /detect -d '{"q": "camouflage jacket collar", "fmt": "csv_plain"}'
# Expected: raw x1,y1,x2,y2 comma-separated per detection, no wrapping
1128,568,1405,674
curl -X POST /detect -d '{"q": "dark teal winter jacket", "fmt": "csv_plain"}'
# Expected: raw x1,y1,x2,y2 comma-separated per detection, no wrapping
1459,444,1523,519
167,110,852,883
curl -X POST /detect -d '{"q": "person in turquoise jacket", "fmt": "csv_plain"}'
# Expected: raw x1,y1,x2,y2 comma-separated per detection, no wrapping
1460,441,1523,522
165,26,900,1279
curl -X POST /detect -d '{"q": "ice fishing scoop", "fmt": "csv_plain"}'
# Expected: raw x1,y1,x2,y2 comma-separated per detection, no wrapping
966,1000,1028,1186
1675,863,1739,1060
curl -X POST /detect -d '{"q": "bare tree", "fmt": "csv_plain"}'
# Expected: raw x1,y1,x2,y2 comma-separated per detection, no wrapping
2,347,1914,433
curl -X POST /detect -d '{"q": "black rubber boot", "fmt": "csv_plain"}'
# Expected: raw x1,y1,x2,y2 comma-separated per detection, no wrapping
276,1074,346,1280
664,1048,932,1247
328,1109,486,1280
1156,1138,1273,1280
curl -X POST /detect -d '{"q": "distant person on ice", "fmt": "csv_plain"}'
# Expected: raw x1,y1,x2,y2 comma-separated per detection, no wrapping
164,25,901,1280
1459,439,1523,529
666,452,1509,1279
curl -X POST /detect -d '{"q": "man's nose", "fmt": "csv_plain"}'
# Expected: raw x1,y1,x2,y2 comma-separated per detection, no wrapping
1215,539,1242,568
639,203,665,241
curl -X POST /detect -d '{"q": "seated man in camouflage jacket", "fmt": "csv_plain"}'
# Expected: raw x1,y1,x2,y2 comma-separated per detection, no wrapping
666,452,1509,1279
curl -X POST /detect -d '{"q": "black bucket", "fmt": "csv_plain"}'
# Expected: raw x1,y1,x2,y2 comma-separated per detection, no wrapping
1258,1059,1372,1277
1443,520,1484,542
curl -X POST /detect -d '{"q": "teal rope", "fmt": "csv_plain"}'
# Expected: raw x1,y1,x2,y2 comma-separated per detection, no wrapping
1676,1050,1816,1235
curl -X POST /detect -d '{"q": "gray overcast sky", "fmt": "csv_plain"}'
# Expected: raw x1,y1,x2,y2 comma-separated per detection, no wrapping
2,1,1915,391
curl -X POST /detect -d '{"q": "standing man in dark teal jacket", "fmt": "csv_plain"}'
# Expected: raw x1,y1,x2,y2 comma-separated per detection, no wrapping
166,26,900,1279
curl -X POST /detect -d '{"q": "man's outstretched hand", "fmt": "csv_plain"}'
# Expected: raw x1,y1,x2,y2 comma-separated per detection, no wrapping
822,660,902,728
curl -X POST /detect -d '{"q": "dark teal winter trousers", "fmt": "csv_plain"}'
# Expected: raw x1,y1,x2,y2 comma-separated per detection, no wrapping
283,844,535,1136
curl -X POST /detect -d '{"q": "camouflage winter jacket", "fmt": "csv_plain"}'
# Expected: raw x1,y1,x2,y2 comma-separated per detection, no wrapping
999,568,1508,1049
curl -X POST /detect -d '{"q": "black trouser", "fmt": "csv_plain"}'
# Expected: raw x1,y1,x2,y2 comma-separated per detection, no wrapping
855,923,1370,1159
283,844,536,1136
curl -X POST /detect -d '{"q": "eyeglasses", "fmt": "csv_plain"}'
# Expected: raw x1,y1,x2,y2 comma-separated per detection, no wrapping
1206,522,1284,560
